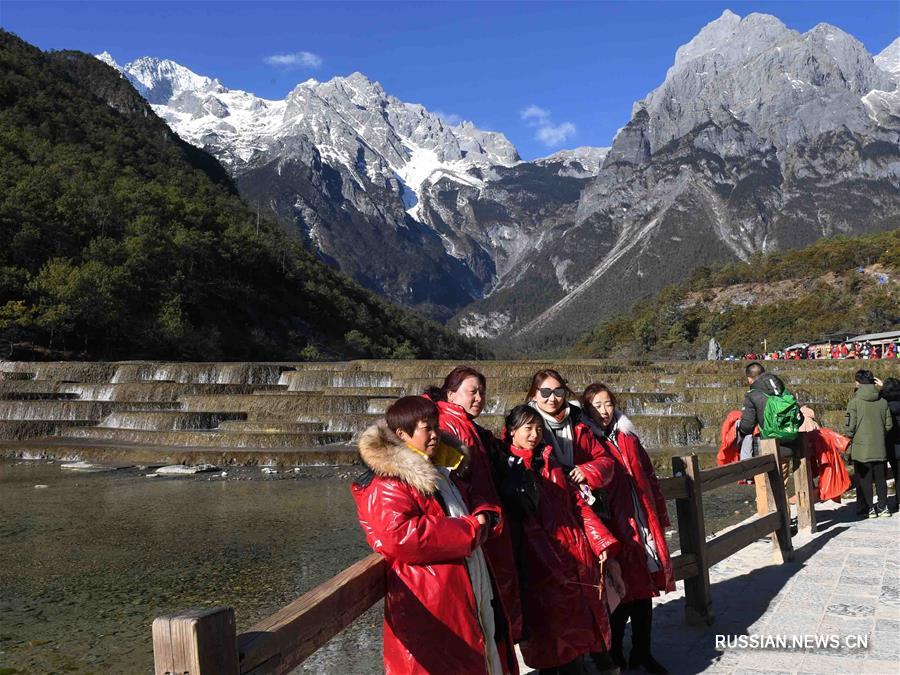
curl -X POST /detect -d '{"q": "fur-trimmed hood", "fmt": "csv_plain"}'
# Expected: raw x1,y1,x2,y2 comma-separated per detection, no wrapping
357,420,471,496
612,411,638,437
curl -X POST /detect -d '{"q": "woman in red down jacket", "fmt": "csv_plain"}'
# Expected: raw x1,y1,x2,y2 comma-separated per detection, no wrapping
498,404,623,673
580,383,673,674
352,396,516,674
426,365,524,644
526,369,617,492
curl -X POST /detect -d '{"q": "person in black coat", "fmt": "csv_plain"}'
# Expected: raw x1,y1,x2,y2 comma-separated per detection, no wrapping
880,377,900,512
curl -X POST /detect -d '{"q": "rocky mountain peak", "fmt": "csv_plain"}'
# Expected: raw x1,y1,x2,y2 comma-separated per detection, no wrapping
669,10,790,77
875,37,900,79
609,10,896,164
123,56,220,104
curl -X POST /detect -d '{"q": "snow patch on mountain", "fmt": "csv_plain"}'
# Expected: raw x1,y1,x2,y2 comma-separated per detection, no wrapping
534,146,610,177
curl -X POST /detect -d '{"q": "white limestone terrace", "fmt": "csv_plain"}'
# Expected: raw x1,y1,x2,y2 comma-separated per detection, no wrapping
95,53,521,217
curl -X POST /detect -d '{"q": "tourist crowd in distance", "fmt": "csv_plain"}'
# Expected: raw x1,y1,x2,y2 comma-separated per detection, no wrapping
742,338,899,361
352,366,672,675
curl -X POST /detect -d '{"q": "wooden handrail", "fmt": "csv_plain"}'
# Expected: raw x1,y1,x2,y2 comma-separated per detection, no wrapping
238,554,385,675
153,442,810,673
700,454,775,492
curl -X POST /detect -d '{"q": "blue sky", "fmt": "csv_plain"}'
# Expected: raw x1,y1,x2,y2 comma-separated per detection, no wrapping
2,1,897,160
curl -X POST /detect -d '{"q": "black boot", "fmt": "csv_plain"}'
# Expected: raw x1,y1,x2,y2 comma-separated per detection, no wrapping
591,650,621,674
608,647,626,669
628,652,669,674
609,602,629,669
628,600,668,673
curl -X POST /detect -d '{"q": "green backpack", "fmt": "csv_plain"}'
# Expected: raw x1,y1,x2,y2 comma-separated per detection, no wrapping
760,390,801,441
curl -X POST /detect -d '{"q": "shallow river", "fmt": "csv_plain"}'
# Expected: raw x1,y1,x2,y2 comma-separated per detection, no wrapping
0,459,757,674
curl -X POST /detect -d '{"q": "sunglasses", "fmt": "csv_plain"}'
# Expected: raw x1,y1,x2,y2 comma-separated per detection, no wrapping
538,387,566,399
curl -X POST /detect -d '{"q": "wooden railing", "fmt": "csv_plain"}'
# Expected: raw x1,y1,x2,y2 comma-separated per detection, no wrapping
151,437,817,675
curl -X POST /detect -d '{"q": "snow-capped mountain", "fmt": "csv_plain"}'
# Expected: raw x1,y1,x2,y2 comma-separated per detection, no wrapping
97,53,542,318
100,54,518,213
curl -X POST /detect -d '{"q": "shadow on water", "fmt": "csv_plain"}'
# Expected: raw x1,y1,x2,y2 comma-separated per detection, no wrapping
646,511,857,674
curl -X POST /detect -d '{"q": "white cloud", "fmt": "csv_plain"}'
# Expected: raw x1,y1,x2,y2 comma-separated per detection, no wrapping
536,122,577,146
435,110,464,126
521,104,551,126
521,104,576,146
264,51,323,69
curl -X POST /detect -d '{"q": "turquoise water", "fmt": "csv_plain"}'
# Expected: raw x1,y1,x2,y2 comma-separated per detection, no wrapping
0,459,755,674
0,460,375,674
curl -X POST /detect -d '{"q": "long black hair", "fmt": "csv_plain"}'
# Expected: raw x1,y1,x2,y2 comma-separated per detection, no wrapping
881,377,900,402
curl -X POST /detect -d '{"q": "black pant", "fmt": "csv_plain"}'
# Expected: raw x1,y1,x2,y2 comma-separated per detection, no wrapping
611,598,653,659
854,460,888,511
888,445,899,509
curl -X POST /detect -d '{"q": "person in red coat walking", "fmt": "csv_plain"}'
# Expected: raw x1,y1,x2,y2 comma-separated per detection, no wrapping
580,383,674,674
497,404,624,674
352,396,517,674
427,365,524,644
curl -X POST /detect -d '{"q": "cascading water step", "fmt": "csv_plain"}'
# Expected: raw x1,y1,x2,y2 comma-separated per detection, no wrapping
58,383,287,402
0,400,179,421
98,411,249,431
0,437,359,466
179,393,374,415
280,370,396,390
216,420,326,433
0,392,81,401
60,427,353,448
0,420,97,441
110,363,294,385
0,371,35,381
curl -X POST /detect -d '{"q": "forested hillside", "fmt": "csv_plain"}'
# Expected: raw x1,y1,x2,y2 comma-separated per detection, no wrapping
0,32,473,360
573,230,899,359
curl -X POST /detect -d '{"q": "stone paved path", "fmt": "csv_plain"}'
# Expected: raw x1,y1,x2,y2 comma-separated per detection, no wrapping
644,500,900,674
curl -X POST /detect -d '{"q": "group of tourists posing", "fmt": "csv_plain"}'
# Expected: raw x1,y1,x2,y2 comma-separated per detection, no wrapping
352,366,673,675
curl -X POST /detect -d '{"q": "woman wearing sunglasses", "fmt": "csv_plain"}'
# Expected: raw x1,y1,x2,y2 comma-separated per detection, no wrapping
526,369,617,492
580,383,673,674
426,365,524,646
498,404,624,674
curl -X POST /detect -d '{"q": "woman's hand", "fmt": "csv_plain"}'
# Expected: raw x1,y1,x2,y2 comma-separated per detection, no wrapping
569,466,587,485
475,514,490,545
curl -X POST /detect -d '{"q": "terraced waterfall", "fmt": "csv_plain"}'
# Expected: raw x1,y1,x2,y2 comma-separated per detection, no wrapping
1,359,894,467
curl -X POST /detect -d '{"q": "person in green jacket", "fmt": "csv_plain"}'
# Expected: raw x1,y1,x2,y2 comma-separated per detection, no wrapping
843,370,893,518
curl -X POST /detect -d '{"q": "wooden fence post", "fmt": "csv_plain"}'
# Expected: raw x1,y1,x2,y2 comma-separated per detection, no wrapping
758,439,794,563
792,434,817,534
152,607,238,675
672,454,713,625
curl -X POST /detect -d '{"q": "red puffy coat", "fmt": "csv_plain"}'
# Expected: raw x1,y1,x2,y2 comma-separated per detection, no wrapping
806,427,852,502
538,404,617,492
582,415,675,602
352,421,516,674
436,400,524,642
604,432,675,602
507,442,619,669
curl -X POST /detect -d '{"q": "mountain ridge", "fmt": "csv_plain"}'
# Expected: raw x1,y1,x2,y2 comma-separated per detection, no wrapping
95,10,900,348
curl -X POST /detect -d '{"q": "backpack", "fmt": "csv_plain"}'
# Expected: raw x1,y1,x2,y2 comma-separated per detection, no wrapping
760,389,801,441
